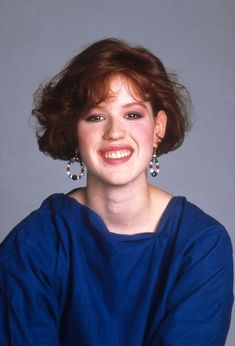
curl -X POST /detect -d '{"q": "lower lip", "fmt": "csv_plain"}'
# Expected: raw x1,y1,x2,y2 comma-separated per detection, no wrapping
99,151,133,165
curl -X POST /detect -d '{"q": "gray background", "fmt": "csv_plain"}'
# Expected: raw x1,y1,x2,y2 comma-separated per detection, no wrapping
0,0,234,344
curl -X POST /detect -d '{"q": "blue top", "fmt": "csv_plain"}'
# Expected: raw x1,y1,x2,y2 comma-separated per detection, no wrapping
0,194,233,346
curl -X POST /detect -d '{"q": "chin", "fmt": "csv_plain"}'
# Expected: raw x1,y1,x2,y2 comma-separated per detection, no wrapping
100,171,148,187
87,165,148,187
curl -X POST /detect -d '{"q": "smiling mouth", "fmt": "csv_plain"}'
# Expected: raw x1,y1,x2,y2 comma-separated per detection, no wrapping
103,150,132,159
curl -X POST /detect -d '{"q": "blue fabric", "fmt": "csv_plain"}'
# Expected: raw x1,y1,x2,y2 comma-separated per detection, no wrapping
0,194,233,345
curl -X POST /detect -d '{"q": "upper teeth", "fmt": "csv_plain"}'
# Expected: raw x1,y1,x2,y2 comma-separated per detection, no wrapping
104,150,131,159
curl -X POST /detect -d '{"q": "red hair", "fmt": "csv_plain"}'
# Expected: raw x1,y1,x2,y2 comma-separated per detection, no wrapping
32,38,191,160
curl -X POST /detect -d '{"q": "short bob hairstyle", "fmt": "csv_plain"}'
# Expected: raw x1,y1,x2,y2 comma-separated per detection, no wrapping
32,38,191,160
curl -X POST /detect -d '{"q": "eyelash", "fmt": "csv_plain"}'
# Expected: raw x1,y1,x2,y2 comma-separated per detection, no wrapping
85,114,104,122
125,112,143,119
85,112,143,122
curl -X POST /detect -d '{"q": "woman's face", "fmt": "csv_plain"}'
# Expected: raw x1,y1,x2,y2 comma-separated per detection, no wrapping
77,76,166,187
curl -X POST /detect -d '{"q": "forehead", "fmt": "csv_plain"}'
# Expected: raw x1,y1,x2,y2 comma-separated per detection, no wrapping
104,75,145,103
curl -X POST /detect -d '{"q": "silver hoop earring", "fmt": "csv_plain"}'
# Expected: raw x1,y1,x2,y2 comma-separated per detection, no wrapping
66,153,85,181
149,146,160,177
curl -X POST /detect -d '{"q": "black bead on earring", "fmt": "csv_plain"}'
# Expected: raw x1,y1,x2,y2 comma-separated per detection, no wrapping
149,145,160,177
66,151,85,180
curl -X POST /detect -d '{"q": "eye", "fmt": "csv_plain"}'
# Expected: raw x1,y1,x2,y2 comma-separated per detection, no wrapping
85,114,105,122
125,112,143,120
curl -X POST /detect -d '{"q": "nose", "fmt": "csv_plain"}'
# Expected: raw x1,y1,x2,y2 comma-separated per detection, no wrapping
103,119,126,141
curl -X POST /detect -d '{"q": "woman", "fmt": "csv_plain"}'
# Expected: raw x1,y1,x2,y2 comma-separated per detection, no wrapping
0,38,233,345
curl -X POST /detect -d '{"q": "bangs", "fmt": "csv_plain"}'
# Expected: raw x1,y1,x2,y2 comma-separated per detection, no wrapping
33,38,191,160
77,72,153,112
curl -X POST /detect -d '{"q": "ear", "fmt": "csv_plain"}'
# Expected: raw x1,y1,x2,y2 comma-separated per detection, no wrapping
153,110,167,144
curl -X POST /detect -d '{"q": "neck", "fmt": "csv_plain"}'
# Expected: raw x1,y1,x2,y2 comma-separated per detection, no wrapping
83,174,154,234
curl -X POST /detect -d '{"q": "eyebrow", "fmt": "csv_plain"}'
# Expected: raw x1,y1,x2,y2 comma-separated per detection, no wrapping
88,101,148,113
122,102,148,109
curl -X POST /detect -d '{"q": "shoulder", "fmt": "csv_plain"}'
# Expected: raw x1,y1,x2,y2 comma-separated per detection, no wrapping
155,198,233,345
150,187,231,249
171,197,233,265
0,193,78,269
1,194,64,244
180,197,230,238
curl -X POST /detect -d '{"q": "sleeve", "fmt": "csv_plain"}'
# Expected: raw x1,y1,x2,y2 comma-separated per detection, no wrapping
0,215,61,346
152,226,234,346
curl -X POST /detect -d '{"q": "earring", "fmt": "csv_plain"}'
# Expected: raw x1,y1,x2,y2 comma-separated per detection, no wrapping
149,145,160,177
66,151,85,181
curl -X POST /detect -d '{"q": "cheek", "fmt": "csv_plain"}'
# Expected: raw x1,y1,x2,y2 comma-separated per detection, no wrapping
76,125,98,158
77,123,91,143
76,125,88,154
135,122,155,145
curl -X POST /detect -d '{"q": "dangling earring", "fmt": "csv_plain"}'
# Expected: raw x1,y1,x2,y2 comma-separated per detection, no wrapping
149,145,160,177
66,150,85,181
